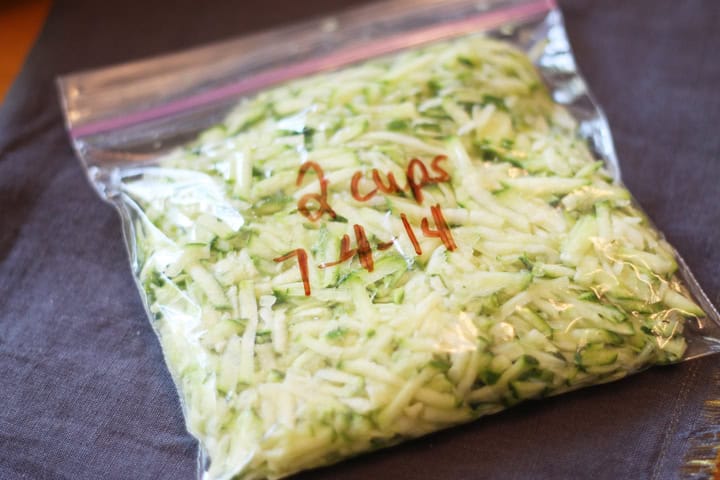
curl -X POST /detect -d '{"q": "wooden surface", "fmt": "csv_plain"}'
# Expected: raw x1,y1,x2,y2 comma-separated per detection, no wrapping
0,0,51,103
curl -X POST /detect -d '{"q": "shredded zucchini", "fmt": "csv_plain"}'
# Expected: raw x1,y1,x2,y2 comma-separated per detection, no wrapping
123,35,704,479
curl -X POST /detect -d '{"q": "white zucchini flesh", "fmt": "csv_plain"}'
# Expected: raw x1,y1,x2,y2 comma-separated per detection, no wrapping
124,35,704,480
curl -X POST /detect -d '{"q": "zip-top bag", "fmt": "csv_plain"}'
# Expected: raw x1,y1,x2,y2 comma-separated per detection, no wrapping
58,1,720,478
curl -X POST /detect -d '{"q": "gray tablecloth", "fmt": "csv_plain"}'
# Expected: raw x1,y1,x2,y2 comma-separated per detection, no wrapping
1,0,719,478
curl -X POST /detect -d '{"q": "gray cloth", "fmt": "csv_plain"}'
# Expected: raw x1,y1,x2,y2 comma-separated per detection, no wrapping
1,0,718,478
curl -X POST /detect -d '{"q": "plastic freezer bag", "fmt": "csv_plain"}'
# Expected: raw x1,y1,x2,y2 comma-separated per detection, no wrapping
58,0,720,478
